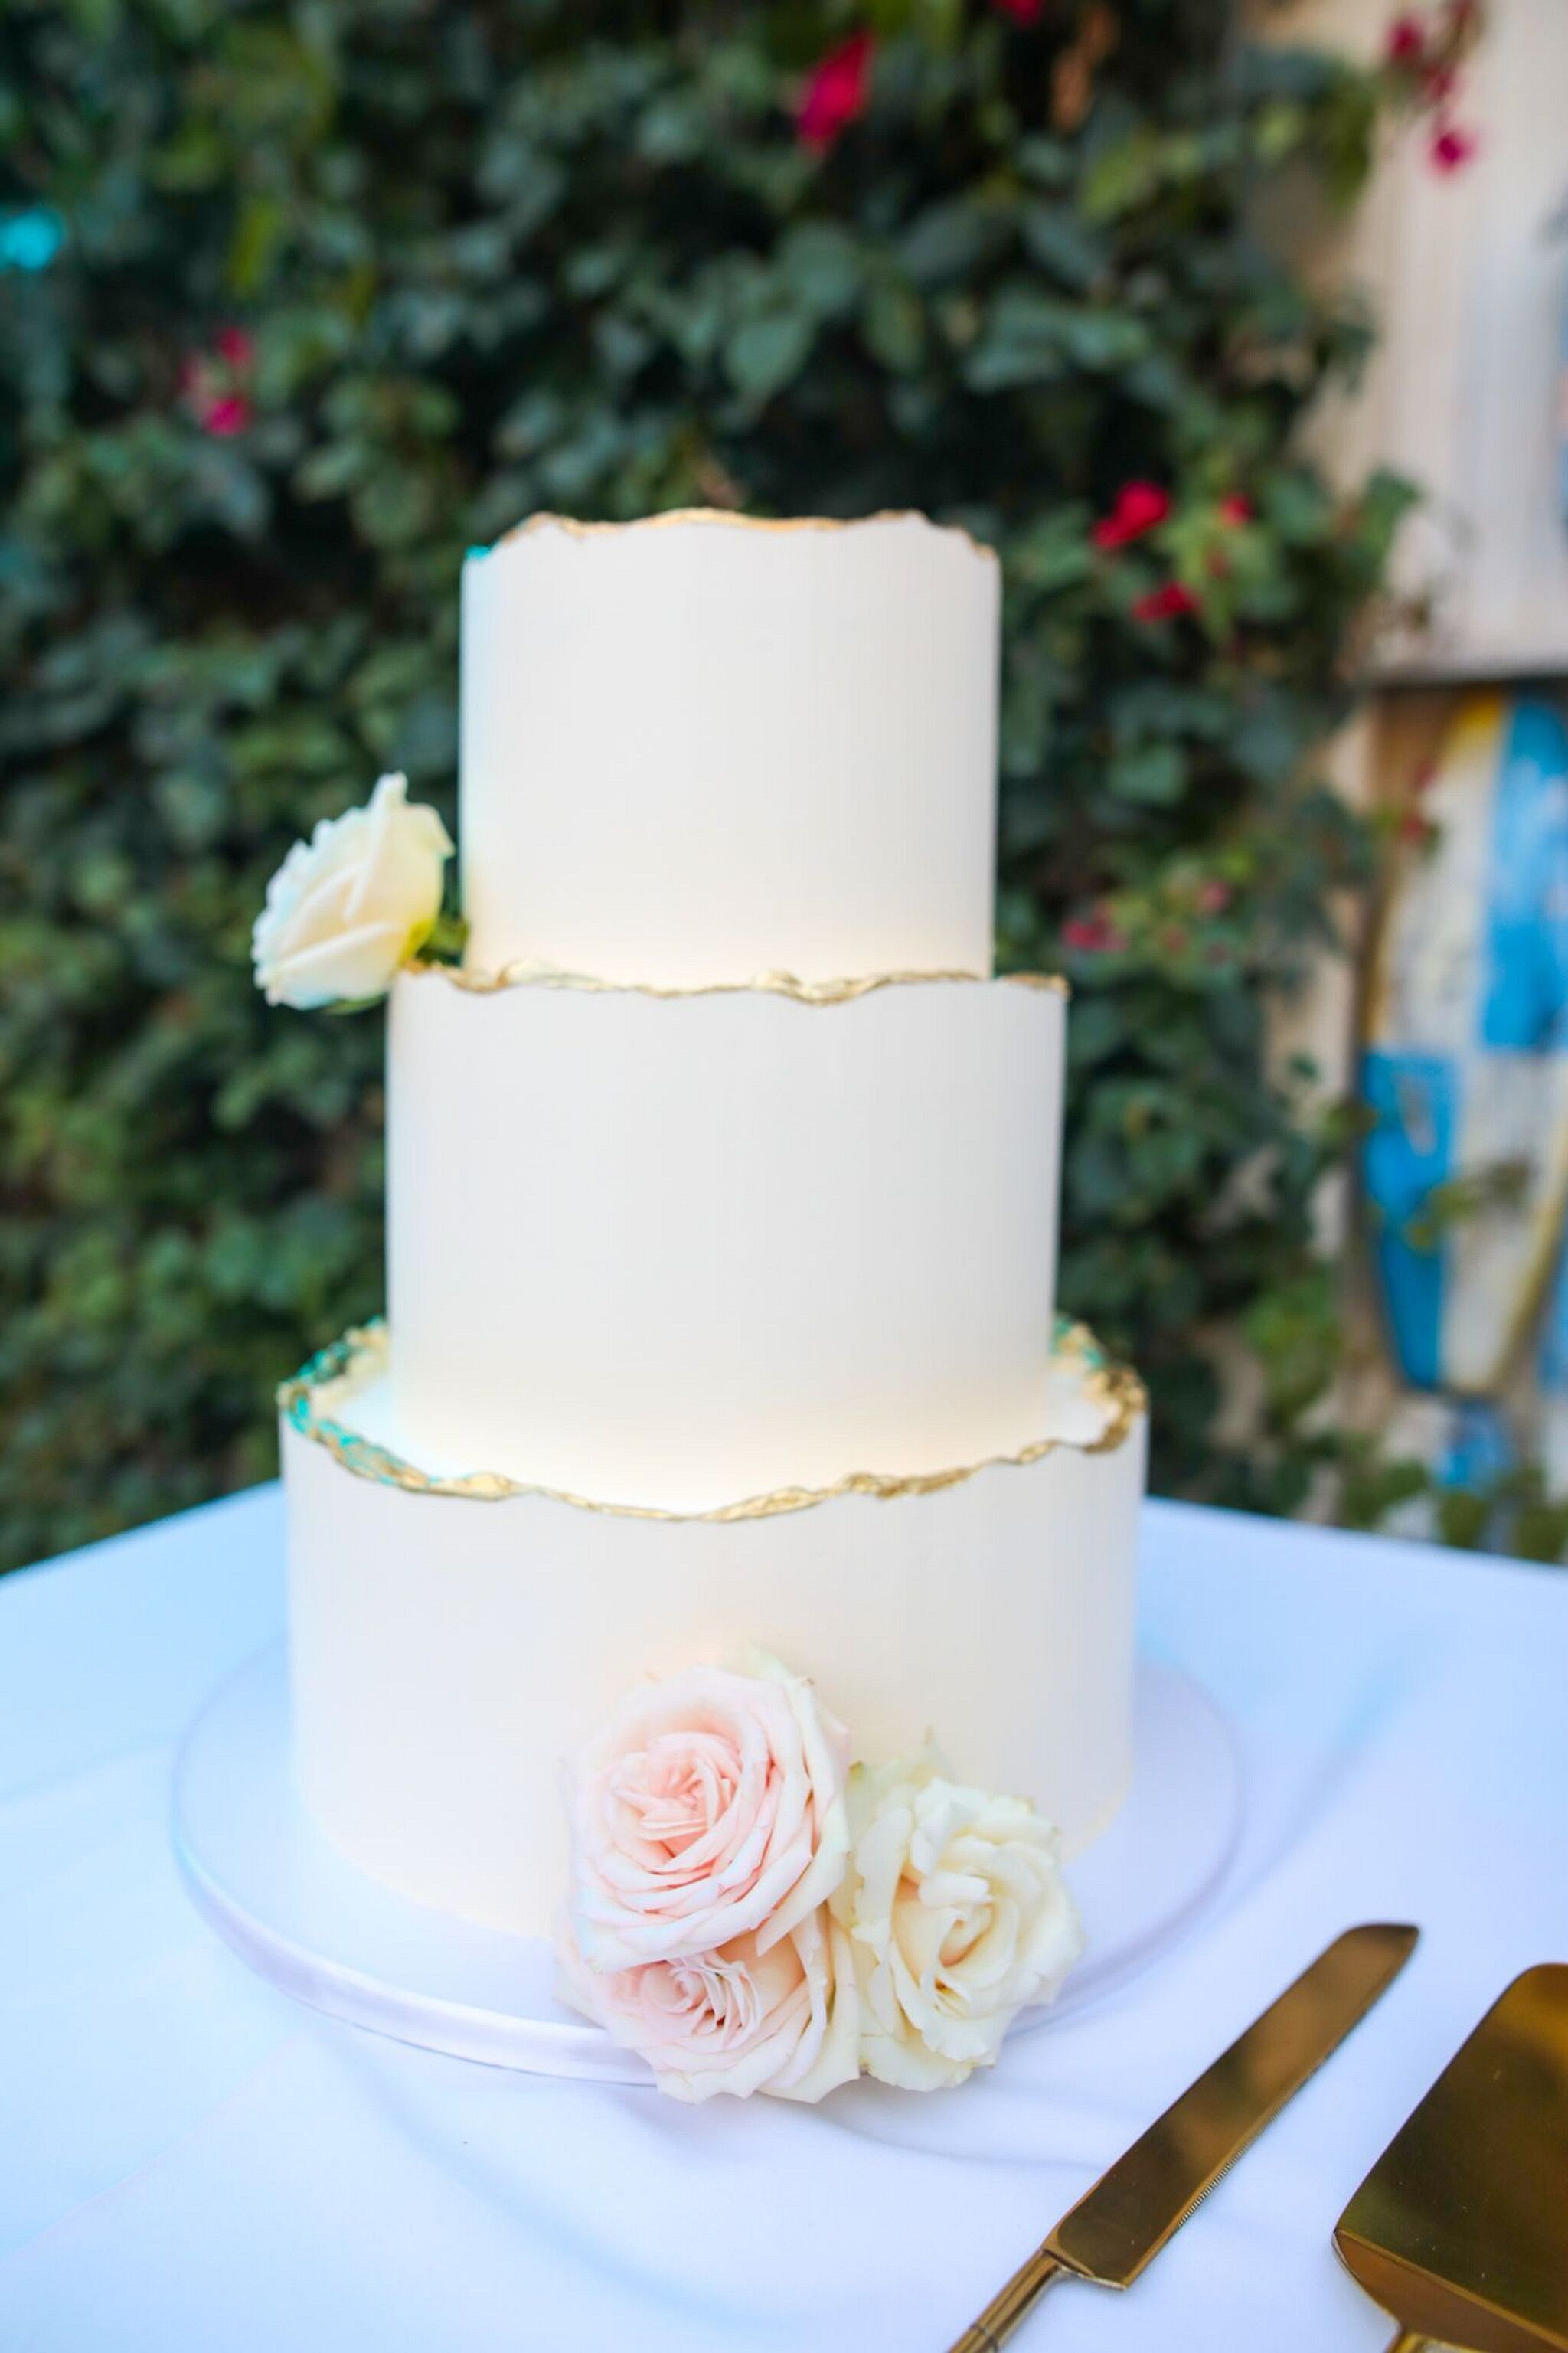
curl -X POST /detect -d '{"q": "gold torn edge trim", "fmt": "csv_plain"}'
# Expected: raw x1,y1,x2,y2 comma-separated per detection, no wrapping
489,507,998,565
278,1319,1146,1518
406,961,1069,1005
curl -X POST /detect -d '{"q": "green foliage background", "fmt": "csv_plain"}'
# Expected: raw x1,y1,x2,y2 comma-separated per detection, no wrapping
1,0,1410,1573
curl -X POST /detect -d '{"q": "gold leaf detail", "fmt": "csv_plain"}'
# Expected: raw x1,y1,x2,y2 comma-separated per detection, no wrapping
279,1319,1146,1517
403,962,1069,1003
488,506,999,566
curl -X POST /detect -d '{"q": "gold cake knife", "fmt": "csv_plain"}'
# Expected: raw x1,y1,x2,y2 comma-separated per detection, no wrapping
1334,1962,1568,2353
948,1922,1419,2350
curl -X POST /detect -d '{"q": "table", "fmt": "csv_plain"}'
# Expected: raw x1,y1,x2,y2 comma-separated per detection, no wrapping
3,1486,1565,2351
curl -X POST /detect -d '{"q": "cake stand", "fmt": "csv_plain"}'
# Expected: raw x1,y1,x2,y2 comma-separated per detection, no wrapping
174,1645,1239,2082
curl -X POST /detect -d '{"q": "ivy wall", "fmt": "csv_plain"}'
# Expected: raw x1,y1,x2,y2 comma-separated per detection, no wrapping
1,0,1412,1570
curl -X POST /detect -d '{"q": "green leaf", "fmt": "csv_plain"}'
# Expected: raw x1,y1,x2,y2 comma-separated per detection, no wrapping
779,222,864,318
724,310,815,404
861,277,923,374
1020,205,1106,290
1107,743,1187,804
227,195,288,296
964,288,1068,390
898,200,1000,288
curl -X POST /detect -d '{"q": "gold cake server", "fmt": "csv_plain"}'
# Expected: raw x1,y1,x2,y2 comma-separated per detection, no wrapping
1334,1962,1568,2353
948,1921,1419,2351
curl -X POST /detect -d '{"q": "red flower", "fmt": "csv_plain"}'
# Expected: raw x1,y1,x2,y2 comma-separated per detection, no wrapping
1132,581,1200,623
1063,910,1125,955
797,31,875,152
202,393,253,437
1384,13,1427,64
1429,119,1477,172
991,0,1044,20
1092,479,1169,550
1196,879,1231,915
1217,493,1253,526
182,325,256,436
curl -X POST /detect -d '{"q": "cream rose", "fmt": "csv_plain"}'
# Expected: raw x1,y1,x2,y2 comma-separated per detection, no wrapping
564,1658,850,1971
838,1752,1083,2090
251,771,453,1008
557,1903,860,2104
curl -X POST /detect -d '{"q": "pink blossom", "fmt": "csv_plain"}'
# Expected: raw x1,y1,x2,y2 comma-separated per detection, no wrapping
1218,493,1253,527
1384,13,1427,64
797,31,874,152
1132,580,1199,623
1429,120,1477,172
183,325,256,436
1197,879,1231,915
1092,480,1169,550
201,393,252,437
991,0,1044,21
1063,910,1125,955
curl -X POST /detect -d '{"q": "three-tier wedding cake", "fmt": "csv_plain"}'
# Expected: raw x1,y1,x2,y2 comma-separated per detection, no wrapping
263,509,1147,2099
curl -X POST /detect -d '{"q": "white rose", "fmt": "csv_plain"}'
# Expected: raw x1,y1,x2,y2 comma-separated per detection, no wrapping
838,1751,1083,2090
252,772,453,1008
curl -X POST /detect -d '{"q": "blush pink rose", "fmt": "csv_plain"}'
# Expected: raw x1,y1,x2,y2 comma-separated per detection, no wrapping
558,1904,860,2103
565,1658,850,1970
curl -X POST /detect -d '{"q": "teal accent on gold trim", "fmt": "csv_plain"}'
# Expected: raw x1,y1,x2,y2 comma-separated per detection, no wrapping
278,1318,1145,1516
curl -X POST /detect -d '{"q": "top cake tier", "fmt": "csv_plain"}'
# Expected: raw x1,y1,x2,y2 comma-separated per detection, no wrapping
459,511,999,987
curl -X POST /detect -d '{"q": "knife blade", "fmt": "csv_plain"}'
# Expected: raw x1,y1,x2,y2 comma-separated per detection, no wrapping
948,1922,1420,2351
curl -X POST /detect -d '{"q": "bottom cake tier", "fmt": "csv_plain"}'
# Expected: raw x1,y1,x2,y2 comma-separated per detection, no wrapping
278,1322,1147,1940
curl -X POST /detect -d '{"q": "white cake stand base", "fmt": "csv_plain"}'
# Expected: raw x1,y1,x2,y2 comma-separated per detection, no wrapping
174,1645,1240,2083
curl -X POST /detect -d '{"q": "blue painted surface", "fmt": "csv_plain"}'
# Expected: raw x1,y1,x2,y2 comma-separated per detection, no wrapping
1539,1226,1568,1395
0,206,64,272
1362,1048,1455,1391
1479,698,1568,1051
1364,695,1568,1400
1441,1396,1514,1489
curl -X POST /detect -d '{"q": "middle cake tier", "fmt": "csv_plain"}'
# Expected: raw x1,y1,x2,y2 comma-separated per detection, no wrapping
387,966,1066,1509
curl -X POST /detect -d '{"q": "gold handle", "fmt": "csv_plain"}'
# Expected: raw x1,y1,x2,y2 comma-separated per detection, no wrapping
1384,2334,1426,2353
947,2247,1067,2351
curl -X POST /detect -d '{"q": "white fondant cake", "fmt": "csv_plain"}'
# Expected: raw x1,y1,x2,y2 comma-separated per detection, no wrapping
387,967,1065,1505
283,1324,1143,1939
459,511,998,985
276,509,1146,1969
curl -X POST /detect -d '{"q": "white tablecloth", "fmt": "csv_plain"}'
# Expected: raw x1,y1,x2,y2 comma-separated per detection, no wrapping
3,1487,1564,2351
